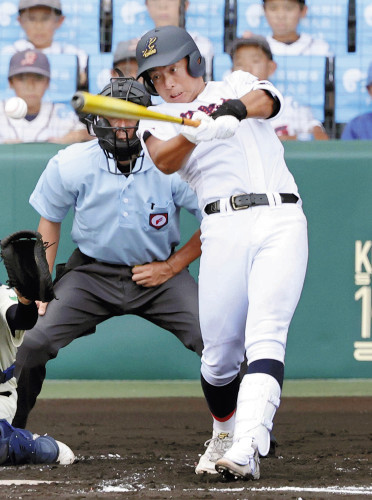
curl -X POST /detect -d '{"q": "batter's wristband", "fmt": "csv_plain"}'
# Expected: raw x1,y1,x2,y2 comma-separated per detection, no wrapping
210,99,248,121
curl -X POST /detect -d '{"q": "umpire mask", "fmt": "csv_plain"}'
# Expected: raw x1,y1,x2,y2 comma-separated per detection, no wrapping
83,77,152,173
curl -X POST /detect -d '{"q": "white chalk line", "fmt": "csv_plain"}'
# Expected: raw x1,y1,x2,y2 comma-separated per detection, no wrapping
100,484,372,495
0,480,58,485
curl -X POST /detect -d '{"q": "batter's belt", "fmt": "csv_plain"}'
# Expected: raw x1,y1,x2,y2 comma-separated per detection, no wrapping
204,193,299,215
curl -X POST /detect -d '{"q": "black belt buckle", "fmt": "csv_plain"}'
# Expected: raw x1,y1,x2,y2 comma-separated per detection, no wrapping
230,193,252,211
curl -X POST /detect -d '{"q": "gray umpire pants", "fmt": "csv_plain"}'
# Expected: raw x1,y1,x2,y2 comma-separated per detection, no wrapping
13,251,202,428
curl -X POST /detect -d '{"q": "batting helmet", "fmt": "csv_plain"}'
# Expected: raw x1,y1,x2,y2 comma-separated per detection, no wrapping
136,26,205,95
83,77,151,172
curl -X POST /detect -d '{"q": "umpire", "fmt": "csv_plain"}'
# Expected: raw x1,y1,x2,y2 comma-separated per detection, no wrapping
13,77,203,428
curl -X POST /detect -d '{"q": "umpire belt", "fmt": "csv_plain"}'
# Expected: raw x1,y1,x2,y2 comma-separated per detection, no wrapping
204,193,299,215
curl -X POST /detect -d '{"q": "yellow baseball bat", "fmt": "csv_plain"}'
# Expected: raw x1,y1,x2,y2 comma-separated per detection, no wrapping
71,91,200,127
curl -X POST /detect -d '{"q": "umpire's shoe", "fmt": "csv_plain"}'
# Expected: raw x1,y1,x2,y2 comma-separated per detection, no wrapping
215,441,260,480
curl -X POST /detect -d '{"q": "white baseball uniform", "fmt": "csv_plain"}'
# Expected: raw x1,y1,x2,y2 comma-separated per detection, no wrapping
0,100,86,143
138,70,308,387
267,33,331,56
0,285,25,423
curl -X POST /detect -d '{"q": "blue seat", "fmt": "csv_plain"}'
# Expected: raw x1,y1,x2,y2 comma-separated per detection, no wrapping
53,0,101,55
111,0,153,52
0,0,100,55
0,53,78,105
186,0,225,55
355,0,372,55
88,53,114,95
237,0,348,56
212,52,232,81
301,0,348,56
270,55,327,122
334,54,372,125
237,0,271,39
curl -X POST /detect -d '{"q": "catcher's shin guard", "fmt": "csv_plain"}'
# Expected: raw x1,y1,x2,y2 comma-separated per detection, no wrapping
233,373,281,457
0,419,59,465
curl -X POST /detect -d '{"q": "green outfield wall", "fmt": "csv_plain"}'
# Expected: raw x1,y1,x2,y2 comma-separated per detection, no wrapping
1,141,372,380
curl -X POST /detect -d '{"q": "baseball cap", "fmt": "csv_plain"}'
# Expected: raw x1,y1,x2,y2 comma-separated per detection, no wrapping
8,49,51,78
229,35,273,60
367,62,372,87
113,39,139,64
18,0,62,14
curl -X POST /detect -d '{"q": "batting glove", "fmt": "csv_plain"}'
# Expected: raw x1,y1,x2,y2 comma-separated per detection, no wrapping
181,111,238,144
213,115,240,139
181,111,220,144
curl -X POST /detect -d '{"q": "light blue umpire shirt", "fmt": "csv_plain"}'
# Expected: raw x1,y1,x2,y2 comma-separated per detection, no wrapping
30,139,202,266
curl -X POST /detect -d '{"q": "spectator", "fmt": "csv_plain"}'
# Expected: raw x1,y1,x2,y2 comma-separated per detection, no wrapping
112,38,140,79
1,0,88,88
230,35,329,141
259,0,331,56
0,49,90,144
144,0,214,81
341,62,372,140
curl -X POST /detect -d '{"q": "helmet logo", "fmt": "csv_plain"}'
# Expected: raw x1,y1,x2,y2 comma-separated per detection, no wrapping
149,213,168,229
142,37,157,58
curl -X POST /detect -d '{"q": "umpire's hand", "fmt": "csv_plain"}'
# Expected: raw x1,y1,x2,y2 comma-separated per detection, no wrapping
131,261,175,287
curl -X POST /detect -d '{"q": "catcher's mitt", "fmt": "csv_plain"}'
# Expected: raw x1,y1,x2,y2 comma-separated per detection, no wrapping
0,230,56,303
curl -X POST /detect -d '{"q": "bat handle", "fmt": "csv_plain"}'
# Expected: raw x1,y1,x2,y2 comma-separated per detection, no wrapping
182,118,201,128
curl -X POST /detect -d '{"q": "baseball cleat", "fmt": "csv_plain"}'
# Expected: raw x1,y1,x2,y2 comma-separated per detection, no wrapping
195,431,233,474
55,440,76,465
215,443,260,481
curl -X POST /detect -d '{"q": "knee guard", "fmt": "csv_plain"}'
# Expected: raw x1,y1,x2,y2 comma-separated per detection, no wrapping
0,419,59,465
234,373,281,456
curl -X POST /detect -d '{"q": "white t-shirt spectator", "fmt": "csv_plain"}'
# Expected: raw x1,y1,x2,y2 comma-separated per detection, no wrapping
267,33,331,56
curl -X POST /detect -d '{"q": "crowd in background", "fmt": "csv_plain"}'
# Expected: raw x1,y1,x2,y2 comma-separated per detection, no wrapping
0,0,371,144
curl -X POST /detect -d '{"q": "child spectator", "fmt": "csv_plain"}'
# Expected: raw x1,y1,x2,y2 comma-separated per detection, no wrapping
341,62,372,140
1,0,88,87
145,0,214,81
262,0,331,56
230,35,329,140
0,49,90,144
112,38,139,79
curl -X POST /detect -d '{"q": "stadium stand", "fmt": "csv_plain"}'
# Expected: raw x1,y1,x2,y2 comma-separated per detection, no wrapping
334,53,372,127
355,0,372,55
88,53,113,94
270,55,328,123
0,0,102,55
110,0,153,52
0,53,79,105
235,0,349,57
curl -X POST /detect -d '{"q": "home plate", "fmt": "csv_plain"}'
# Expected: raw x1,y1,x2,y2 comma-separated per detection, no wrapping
0,480,58,485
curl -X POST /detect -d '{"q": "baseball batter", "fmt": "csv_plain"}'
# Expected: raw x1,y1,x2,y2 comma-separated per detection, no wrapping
136,26,308,480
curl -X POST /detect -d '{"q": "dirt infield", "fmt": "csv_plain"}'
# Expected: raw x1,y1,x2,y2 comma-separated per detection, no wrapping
1,397,371,499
